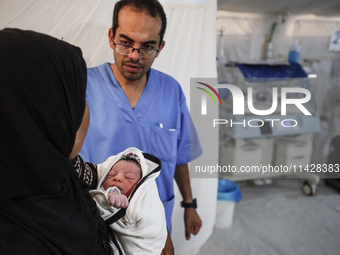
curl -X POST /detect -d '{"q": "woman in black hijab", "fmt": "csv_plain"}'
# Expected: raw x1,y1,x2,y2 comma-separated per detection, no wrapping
0,28,111,255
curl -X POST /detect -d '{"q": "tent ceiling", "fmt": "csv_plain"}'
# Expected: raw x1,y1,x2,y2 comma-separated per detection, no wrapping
217,0,340,16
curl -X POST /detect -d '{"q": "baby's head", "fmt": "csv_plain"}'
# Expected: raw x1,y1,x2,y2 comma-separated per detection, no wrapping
103,153,142,197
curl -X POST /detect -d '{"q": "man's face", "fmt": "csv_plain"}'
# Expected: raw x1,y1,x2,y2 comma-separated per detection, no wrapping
109,6,165,81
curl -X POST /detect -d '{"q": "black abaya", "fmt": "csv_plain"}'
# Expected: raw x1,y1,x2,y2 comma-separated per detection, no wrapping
0,28,111,255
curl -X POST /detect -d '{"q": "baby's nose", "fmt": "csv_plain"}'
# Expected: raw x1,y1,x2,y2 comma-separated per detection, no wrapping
113,174,123,181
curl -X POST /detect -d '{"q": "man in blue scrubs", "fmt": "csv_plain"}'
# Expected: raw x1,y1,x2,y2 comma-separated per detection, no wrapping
80,0,202,240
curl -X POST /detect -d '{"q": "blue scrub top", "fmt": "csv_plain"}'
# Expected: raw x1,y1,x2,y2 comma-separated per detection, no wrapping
80,63,202,231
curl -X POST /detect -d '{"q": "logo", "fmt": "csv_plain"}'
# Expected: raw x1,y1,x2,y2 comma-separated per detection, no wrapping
196,82,222,115
196,83,311,116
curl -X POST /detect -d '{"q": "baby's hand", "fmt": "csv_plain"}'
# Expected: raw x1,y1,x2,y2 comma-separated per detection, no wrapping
108,192,129,208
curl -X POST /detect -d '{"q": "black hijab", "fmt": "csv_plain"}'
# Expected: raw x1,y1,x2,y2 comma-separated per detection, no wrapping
0,29,108,255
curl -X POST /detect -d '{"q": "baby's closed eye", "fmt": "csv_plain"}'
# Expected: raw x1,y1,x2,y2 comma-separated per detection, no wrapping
125,174,138,180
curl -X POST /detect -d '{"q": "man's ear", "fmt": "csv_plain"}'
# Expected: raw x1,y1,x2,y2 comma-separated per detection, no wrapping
108,28,114,49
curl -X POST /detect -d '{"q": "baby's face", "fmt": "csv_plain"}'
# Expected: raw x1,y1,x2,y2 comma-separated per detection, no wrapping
103,160,142,197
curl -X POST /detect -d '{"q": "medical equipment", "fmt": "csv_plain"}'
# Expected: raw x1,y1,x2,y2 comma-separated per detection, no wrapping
218,62,320,195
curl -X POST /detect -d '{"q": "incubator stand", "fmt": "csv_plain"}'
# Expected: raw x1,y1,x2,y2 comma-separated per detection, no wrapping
218,63,321,195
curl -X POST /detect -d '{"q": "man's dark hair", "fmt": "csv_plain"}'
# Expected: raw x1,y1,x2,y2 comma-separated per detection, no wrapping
112,0,167,46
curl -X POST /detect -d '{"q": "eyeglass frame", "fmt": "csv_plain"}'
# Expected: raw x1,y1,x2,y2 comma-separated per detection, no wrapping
113,42,159,58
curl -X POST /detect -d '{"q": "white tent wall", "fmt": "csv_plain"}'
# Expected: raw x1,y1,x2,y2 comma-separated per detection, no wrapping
0,0,218,254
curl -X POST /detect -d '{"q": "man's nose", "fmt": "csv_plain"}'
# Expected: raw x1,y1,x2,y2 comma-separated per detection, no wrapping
129,48,141,61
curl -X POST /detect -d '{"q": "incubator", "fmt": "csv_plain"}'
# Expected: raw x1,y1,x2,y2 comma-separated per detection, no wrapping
218,62,321,195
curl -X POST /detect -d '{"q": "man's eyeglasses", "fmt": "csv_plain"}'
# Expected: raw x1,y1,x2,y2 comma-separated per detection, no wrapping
113,42,159,58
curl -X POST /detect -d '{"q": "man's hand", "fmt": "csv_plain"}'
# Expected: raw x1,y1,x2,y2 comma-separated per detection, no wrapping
184,208,202,240
108,192,129,208
174,164,203,240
